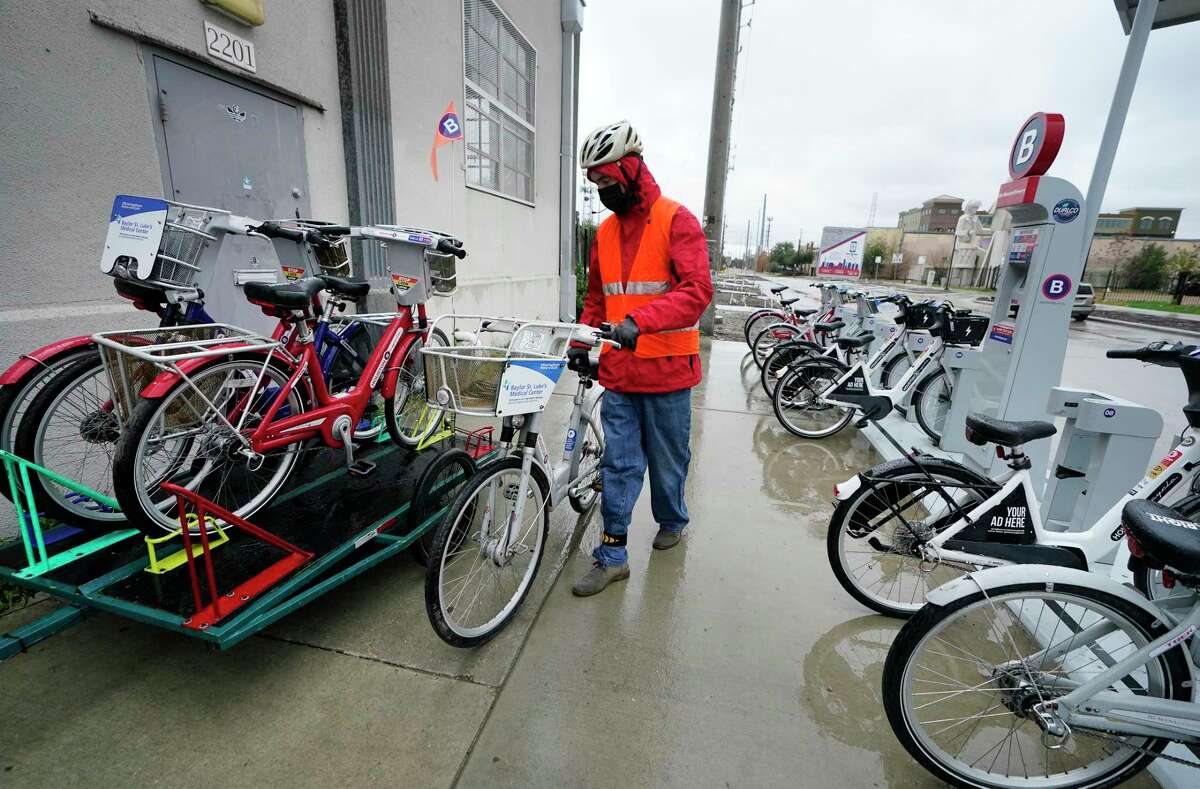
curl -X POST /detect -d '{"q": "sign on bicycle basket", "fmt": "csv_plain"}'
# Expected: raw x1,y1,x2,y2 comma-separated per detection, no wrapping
101,194,168,277
496,359,566,416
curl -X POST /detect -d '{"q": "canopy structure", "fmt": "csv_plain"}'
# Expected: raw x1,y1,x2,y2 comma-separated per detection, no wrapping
1080,1,1198,261
1113,0,1200,32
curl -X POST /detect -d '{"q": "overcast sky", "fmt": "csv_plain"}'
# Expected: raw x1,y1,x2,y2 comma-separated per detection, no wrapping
577,0,1200,254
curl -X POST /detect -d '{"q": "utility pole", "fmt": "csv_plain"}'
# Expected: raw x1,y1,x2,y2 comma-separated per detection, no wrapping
743,219,751,268
756,193,767,256
765,216,773,252
867,191,878,228
699,0,742,334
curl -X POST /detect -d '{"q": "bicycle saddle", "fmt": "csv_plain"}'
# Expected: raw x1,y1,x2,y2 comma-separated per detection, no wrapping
964,414,1055,447
244,277,325,310
770,284,788,294
781,297,800,306
791,308,818,317
317,274,370,301
835,333,875,350
113,277,171,308
814,320,845,332
1122,500,1200,577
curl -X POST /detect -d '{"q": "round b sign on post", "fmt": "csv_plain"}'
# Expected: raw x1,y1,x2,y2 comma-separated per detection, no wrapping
1041,273,1073,301
1008,112,1066,180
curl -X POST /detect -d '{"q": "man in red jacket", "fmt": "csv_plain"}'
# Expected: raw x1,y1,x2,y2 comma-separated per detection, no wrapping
569,121,713,596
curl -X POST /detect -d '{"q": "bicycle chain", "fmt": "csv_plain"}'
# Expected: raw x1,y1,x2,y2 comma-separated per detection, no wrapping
1072,726,1200,770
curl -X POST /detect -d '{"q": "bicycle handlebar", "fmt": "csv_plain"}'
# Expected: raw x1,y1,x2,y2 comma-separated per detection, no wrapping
1106,340,1197,366
255,221,312,244
436,237,467,259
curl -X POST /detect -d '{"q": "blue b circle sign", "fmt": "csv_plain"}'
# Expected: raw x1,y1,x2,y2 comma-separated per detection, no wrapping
439,112,463,139
1052,198,1080,223
1042,273,1073,301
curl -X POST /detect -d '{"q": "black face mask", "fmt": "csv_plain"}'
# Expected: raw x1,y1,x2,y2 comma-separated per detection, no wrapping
598,183,637,214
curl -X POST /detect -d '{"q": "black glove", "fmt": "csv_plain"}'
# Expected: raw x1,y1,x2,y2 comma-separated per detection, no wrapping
611,317,640,351
567,346,592,373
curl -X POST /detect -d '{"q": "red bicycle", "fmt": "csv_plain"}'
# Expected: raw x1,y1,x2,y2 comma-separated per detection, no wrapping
107,223,465,535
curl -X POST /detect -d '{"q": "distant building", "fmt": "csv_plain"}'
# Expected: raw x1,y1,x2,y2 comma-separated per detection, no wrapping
896,195,963,233
1094,214,1135,235
1093,208,1182,237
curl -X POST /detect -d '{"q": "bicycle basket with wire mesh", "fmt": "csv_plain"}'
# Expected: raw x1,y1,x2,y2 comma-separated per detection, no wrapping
421,317,576,418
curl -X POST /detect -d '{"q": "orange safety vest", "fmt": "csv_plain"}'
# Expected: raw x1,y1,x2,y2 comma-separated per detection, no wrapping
596,196,701,358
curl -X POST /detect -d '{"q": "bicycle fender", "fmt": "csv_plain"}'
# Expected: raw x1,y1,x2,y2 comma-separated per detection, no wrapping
927,565,1177,629
137,344,279,399
0,336,94,384
834,474,861,501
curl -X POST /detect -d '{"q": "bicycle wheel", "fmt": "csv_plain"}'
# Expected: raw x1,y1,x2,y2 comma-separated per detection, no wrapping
828,458,999,617
771,358,855,439
760,339,822,397
879,349,913,390
425,456,549,647
913,368,953,443
15,355,126,528
407,447,477,566
568,399,605,514
883,581,1189,788
112,356,304,536
751,322,804,368
0,345,98,502
743,309,786,347
386,329,447,448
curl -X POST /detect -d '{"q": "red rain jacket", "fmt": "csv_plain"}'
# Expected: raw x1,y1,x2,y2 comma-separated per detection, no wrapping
579,156,713,394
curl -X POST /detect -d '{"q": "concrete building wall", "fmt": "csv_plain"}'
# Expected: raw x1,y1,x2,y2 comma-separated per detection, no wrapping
382,0,562,322
897,233,953,279
1085,236,1200,272
0,0,568,369
0,0,347,313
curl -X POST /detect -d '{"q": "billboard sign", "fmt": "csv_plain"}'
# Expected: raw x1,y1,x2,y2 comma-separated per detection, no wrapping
817,227,866,279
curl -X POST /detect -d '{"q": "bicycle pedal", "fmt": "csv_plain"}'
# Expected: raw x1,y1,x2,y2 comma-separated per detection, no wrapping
348,459,377,478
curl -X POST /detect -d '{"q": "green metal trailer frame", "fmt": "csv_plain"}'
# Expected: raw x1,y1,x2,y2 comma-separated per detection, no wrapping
0,442,480,661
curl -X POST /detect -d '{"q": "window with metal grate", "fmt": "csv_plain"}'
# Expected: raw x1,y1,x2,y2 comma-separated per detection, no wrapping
463,0,536,204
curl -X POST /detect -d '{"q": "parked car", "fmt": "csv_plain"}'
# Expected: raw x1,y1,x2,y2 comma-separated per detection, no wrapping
1009,282,1095,321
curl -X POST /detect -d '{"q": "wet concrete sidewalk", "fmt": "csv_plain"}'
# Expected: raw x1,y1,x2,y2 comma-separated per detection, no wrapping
1,333,1177,786
456,340,942,787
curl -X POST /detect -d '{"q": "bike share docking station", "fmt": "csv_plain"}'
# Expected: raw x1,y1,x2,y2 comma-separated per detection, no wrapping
861,113,1164,541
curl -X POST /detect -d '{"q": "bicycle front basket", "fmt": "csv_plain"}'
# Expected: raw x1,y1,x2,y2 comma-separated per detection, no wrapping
422,346,511,417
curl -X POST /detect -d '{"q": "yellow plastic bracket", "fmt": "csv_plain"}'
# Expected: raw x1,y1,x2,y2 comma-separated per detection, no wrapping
144,514,230,575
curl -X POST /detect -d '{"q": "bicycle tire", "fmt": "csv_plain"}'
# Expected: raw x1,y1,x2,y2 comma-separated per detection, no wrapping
771,357,855,439
883,582,1188,788
0,346,99,503
827,457,999,617
568,402,605,514
760,339,823,397
743,309,787,347
15,354,125,529
407,447,477,566
386,328,447,448
424,456,549,647
912,368,952,444
751,322,803,368
111,355,305,536
879,349,912,390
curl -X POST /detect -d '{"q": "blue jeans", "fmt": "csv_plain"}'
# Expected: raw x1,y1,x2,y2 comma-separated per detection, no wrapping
594,388,692,566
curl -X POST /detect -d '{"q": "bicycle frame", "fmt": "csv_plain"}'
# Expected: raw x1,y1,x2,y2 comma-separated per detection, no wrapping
243,306,421,453
918,433,1200,571
1041,596,1200,742
822,333,947,411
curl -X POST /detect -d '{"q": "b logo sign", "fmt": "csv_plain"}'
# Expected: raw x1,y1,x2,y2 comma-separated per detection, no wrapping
1009,112,1065,180
1041,273,1073,301
438,112,463,140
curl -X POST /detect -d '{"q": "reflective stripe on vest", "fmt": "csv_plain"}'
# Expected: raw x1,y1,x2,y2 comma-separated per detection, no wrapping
596,197,701,358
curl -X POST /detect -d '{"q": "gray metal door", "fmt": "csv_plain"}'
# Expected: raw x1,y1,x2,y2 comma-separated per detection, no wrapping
149,53,311,331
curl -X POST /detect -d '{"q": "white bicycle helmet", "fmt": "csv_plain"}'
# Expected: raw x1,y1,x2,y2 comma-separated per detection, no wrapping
579,121,643,169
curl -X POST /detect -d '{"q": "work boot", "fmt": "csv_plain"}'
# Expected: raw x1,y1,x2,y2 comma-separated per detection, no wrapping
572,561,630,597
652,528,683,551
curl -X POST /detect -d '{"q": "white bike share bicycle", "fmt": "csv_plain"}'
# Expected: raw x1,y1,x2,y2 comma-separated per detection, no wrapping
418,316,617,647
827,340,1200,618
